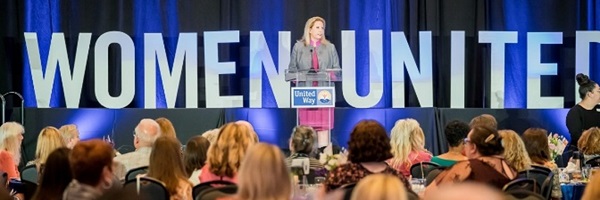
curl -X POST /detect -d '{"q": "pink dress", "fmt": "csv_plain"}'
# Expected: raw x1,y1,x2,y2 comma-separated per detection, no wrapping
386,150,433,177
298,40,334,131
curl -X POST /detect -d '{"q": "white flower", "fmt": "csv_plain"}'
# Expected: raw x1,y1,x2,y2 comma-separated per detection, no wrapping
319,153,328,165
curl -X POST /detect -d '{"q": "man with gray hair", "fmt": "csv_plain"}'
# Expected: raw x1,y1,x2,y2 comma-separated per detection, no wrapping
113,118,161,179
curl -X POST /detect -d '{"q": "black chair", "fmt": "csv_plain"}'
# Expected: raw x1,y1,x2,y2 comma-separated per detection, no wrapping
192,180,236,198
585,156,600,167
410,162,441,179
340,183,357,200
517,168,551,197
125,166,149,182
195,185,237,200
0,170,7,187
505,189,545,200
530,165,551,174
503,178,541,194
20,165,38,183
123,176,169,200
425,168,444,186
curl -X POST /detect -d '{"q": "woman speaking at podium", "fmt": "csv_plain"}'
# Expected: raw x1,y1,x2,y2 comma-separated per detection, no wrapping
288,16,340,148
566,73,600,151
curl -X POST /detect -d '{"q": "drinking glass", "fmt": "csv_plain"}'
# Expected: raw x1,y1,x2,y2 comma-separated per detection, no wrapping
314,177,326,185
410,178,426,194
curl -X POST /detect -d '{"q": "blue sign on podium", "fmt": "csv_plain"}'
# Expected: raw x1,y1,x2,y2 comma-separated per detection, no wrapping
291,87,335,108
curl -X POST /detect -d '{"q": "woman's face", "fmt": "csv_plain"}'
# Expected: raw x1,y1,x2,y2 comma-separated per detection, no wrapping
588,84,600,104
463,131,477,159
309,21,324,42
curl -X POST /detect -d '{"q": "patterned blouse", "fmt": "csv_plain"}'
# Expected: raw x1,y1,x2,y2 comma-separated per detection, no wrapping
324,162,410,191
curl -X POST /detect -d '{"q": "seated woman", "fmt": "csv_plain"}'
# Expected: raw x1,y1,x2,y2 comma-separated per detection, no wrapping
200,122,258,183
32,148,72,200
148,136,192,199
498,130,532,172
325,120,410,191
578,127,600,162
220,143,291,200
0,122,24,180
58,124,80,149
522,128,562,200
285,125,323,170
431,120,469,167
183,136,210,186
63,140,116,199
425,126,516,195
350,174,408,200
156,117,177,139
27,126,66,174
387,118,432,177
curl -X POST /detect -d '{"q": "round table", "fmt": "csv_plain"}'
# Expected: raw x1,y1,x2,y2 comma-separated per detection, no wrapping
561,183,586,200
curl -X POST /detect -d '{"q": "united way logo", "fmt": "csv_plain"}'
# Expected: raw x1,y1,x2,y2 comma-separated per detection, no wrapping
318,90,332,104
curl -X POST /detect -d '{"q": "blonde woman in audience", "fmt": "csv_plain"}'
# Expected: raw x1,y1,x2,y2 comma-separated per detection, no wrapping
387,118,432,177
426,126,516,195
350,174,407,200
201,128,220,145
63,140,115,199
148,136,192,200
0,122,24,180
498,130,532,172
285,125,323,169
156,117,177,139
582,170,600,200
522,128,562,200
200,123,257,183
183,136,210,185
59,124,80,149
222,143,291,200
27,126,66,173
578,127,600,162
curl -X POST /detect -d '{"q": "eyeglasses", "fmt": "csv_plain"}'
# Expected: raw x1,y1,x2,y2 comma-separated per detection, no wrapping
463,138,471,144
133,131,137,138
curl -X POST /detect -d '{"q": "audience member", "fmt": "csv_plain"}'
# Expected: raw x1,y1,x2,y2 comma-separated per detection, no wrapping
522,128,562,200
223,143,291,200
431,120,469,167
201,128,220,145
469,114,498,130
113,119,161,179
350,174,407,200
63,140,115,200
31,148,72,200
0,122,24,180
183,136,210,185
426,126,516,194
325,120,409,191
425,182,505,200
235,120,259,142
285,125,323,169
498,130,532,172
27,126,65,174
155,117,177,139
387,118,432,177
578,127,600,162
58,124,80,149
147,136,192,199
200,122,257,183
567,73,600,151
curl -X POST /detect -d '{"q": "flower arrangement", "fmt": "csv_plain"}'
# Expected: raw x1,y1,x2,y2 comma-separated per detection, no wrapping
548,133,569,161
318,144,348,171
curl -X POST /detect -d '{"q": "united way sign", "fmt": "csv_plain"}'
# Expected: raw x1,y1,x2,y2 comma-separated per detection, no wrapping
291,87,335,108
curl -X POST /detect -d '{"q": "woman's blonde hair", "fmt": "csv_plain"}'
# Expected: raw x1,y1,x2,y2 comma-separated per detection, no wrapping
579,127,600,155
155,117,177,139
350,174,407,200
301,16,330,46
58,124,79,145
498,130,532,172
236,143,291,200
0,122,24,164
207,122,257,178
389,118,427,168
35,126,66,166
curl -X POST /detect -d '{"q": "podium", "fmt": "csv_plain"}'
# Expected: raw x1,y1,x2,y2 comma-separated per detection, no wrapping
285,68,341,147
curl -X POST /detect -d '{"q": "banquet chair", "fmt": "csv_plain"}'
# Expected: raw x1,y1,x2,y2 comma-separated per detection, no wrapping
195,184,237,200
503,178,541,195
530,165,551,174
125,166,149,182
505,189,545,200
0,170,7,187
192,180,236,198
340,183,357,200
123,176,169,200
585,156,600,167
20,165,38,183
517,168,552,198
410,162,441,179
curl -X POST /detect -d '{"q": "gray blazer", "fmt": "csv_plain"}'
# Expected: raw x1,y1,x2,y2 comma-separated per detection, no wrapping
288,40,341,73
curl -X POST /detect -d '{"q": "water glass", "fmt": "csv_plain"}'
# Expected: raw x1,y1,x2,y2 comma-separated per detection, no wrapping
314,177,326,186
582,165,592,180
410,178,426,194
